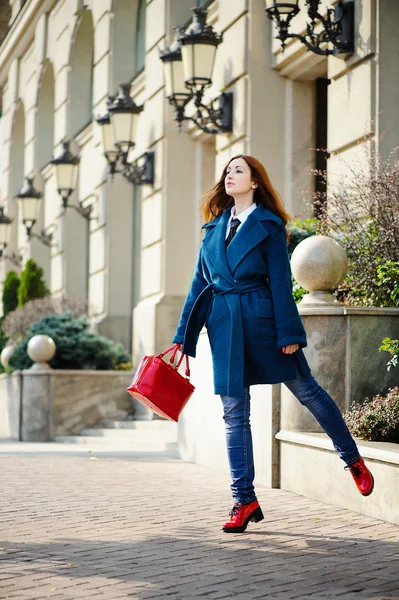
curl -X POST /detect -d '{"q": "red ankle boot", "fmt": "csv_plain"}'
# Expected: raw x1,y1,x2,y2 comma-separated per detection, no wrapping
222,500,264,533
345,457,374,496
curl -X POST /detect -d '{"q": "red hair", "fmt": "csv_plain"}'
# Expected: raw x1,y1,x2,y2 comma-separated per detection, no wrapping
200,155,290,228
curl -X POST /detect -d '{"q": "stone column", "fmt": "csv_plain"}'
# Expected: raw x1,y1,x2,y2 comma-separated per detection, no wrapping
131,0,199,364
21,371,53,441
94,175,135,351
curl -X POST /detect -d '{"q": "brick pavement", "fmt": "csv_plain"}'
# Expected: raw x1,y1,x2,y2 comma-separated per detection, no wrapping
1,446,399,600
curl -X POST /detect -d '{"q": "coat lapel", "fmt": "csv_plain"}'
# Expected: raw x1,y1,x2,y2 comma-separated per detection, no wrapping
202,210,234,284
201,204,280,279
226,206,269,274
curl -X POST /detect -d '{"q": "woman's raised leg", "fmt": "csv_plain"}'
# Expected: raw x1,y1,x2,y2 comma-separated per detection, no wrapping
284,372,374,495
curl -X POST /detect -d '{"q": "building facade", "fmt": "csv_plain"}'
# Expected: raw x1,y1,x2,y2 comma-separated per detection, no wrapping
0,0,398,364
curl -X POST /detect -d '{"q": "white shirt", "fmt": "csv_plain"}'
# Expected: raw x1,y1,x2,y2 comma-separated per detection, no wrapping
225,203,258,239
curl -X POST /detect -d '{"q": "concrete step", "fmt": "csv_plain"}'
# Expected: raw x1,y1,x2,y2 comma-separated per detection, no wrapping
78,423,177,438
55,435,177,451
55,421,178,454
98,420,172,430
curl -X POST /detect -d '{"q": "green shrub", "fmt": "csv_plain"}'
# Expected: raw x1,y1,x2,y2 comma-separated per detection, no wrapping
18,259,50,307
287,218,316,303
0,317,7,373
292,276,308,304
376,261,399,307
287,217,318,258
379,337,399,371
9,313,131,371
314,151,399,307
2,271,20,316
2,295,87,343
344,387,399,443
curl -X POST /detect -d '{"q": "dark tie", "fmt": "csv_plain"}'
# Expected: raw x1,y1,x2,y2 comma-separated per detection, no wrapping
225,217,241,248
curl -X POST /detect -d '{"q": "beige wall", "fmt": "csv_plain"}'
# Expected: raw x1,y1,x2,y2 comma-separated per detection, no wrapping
0,0,398,362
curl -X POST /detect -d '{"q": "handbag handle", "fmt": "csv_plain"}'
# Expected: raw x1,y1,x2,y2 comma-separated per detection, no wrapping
158,345,179,361
176,351,190,379
158,345,190,379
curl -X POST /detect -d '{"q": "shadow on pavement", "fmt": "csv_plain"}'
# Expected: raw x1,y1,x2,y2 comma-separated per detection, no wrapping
0,530,398,599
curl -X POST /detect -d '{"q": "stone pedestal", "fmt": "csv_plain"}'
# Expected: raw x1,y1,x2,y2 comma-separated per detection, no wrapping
0,372,22,440
21,369,53,441
280,306,399,432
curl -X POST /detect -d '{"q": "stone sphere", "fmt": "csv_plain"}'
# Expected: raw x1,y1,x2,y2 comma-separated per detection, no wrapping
291,235,348,292
27,335,56,364
0,345,15,369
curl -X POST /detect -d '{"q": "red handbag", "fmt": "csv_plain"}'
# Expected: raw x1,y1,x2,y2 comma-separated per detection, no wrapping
126,345,195,422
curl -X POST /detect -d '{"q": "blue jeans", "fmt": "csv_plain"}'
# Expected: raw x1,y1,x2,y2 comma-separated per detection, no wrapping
220,372,360,505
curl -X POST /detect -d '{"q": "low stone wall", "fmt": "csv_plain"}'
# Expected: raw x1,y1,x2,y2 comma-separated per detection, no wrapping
0,369,136,441
51,370,134,436
277,430,399,525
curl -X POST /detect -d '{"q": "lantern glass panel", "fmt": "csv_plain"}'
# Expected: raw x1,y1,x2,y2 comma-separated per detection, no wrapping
100,120,116,154
163,59,187,97
265,1,299,14
110,112,137,152
18,197,40,223
181,43,217,86
163,61,173,96
55,162,78,192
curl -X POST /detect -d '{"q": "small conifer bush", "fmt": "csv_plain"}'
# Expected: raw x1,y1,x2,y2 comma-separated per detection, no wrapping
2,271,20,316
18,259,50,306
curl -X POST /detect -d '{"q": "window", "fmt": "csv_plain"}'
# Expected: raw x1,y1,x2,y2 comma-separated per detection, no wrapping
37,63,55,170
135,0,146,73
314,78,329,215
69,11,94,136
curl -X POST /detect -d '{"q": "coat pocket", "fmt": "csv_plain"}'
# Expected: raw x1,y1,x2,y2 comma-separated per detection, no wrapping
256,298,277,339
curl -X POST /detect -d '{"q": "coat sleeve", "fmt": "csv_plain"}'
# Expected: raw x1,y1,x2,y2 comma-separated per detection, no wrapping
264,221,307,350
172,246,208,345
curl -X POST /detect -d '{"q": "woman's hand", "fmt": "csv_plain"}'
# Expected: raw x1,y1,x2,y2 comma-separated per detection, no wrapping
282,344,299,354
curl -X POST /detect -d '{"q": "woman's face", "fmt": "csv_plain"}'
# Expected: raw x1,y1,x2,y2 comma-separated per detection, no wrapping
224,157,257,197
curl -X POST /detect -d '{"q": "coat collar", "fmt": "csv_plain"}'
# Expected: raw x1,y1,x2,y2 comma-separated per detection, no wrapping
201,203,283,278
201,202,282,229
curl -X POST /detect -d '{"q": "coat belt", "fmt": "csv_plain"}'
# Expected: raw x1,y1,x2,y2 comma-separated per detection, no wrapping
182,281,269,399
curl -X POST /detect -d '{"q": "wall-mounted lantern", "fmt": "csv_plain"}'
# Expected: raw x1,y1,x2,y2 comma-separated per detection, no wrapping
0,206,22,267
15,177,53,246
50,140,92,219
159,7,233,135
265,0,354,56
97,83,154,185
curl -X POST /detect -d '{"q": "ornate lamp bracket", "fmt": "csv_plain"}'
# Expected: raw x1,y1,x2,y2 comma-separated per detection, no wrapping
266,0,354,56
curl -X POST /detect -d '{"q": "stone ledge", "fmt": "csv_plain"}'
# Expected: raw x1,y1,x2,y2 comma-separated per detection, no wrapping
298,305,399,316
277,429,399,525
20,369,134,377
276,430,399,466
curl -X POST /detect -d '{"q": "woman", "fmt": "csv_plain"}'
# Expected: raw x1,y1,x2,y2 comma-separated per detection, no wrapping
171,155,374,533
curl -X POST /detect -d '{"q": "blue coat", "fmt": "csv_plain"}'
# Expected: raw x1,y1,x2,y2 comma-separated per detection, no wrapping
172,202,310,399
